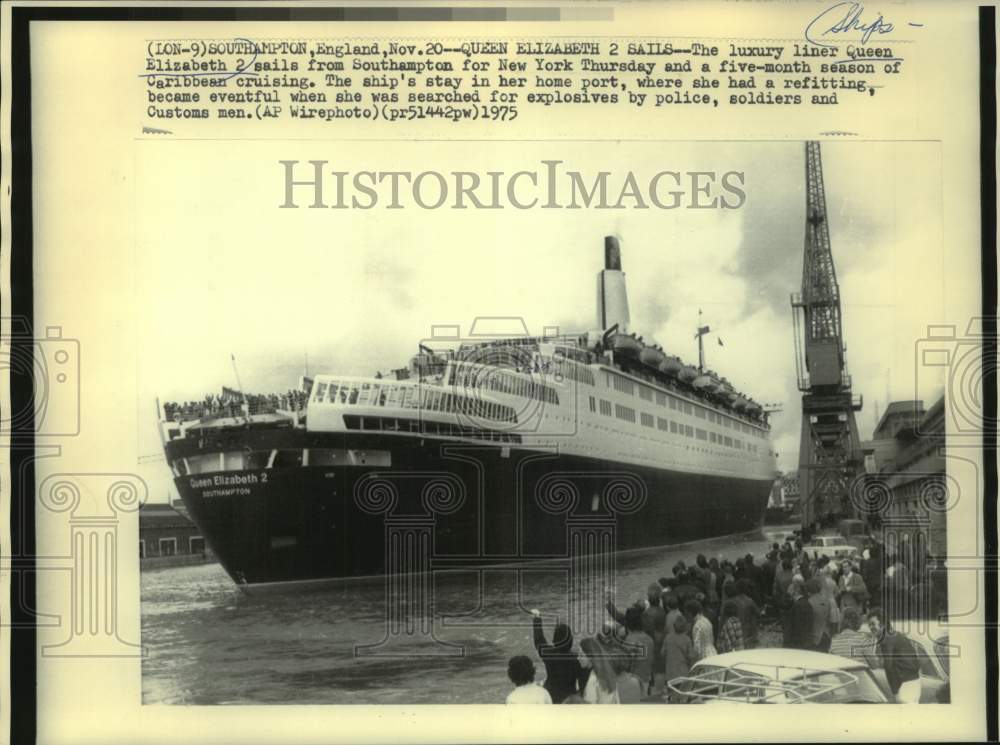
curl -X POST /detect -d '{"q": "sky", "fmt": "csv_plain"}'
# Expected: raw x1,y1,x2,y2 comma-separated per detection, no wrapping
133,140,948,501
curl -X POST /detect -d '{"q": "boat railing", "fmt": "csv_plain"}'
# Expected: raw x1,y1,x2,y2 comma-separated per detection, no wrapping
310,374,518,424
162,389,309,423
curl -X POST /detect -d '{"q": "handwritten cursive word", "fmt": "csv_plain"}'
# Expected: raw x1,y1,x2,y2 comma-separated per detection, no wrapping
805,2,898,48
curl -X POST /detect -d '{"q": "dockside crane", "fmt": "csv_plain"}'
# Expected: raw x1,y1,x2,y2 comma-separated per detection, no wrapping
790,141,864,531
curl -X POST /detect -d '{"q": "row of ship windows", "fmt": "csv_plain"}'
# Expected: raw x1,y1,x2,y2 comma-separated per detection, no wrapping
604,370,765,439
573,419,758,474
589,396,762,453
342,414,523,443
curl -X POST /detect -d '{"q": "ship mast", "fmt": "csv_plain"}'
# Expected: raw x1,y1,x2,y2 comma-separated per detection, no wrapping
695,309,710,372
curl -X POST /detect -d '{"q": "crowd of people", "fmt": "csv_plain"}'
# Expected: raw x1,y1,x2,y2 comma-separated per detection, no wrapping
163,388,309,422
506,536,946,705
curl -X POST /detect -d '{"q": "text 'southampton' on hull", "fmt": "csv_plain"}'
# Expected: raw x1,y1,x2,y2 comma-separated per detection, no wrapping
158,237,778,588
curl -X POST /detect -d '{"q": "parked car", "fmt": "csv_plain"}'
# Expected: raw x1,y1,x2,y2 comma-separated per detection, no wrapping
666,649,890,704
837,519,869,551
804,534,858,560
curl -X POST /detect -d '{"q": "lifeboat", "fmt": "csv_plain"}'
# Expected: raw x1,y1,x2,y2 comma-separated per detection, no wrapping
639,345,666,368
692,372,722,393
411,352,441,370
746,402,763,417
677,365,698,383
733,396,750,411
658,355,683,375
608,333,642,357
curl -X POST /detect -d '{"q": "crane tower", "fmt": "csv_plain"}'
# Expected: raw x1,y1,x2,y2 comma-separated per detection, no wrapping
790,141,864,531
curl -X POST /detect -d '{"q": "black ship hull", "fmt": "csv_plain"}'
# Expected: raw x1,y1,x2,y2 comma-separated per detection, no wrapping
166,427,771,588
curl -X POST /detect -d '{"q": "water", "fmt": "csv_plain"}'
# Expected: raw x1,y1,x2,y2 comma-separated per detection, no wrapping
141,526,793,704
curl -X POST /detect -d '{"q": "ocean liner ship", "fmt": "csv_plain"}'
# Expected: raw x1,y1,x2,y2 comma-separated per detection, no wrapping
159,237,777,588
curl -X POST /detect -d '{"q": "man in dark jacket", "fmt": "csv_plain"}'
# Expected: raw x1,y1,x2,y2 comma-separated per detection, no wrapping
693,555,715,598
862,542,884,611
784,579,815,650
772,558,796,608
641,583,667,693
531,609,583,703
741,554,763,604
662,615,697,702
672,575,700,607
759,552,778,607
730,579,760,648
867,608,922,702
663,592,682,639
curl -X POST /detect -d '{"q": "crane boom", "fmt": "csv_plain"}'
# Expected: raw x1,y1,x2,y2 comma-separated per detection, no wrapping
790,141,864,531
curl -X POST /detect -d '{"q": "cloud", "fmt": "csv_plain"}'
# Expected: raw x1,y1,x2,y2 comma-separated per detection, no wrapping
722,145,812,320
364,248,415,311
725,144,894,321
633,293,673,338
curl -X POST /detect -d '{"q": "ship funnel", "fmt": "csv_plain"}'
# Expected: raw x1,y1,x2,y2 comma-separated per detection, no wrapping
605,235,622,271
597,236,630,332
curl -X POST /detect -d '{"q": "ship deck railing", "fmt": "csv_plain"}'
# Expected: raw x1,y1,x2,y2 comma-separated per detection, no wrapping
162,393,308,424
